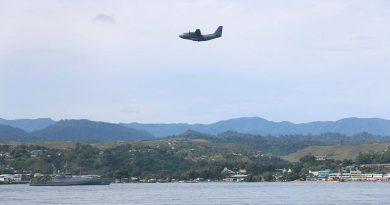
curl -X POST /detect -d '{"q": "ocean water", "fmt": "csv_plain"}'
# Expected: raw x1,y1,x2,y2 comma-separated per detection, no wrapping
1,182,389,205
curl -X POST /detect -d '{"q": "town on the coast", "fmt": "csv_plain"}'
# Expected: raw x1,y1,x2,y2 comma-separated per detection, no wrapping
1,138,390,185
2,162,390,184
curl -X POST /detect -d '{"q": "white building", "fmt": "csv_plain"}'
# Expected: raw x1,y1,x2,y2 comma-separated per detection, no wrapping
0,174,13,182
224,174,247,182
0,174,30,183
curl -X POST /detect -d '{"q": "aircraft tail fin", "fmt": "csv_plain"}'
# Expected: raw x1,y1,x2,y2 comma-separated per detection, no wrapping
214,26,223,37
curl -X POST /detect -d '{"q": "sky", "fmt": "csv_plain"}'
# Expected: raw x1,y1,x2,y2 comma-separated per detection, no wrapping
0,0,390,124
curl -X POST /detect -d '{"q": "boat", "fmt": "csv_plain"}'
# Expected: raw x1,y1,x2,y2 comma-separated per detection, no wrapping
30,164,111,186
30,173,111,186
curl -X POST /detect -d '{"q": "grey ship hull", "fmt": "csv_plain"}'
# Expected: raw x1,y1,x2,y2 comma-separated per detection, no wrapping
30,176,111,186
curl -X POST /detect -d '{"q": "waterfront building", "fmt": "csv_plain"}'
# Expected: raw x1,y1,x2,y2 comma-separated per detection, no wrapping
350,170,364,181
343,173,352,180
305,169,390,182
0,174,13,182
318,170,331,178
383,174,390,181
224,174,247,182
328,172,341,181
0,174,30,183
305,170,331,181
372,174,384,181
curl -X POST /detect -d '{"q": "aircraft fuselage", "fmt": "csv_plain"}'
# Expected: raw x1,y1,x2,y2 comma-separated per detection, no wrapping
179,26,223,42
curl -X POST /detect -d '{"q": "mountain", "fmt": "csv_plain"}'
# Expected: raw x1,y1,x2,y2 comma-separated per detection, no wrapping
122,118,281,138
123,117,390,137
0,125,28,139
29,120,154,141
0,118,55,132
297,118,390,136
2,116,390,139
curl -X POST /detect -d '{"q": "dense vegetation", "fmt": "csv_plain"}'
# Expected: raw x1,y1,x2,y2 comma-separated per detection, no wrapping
171,131,390,156
0,125,27,139
1,131,389,182
356,150,390,164
0,143,288,181
1,137,389,181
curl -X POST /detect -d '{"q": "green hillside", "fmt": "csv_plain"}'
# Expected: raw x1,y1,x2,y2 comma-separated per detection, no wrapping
283,143,390,162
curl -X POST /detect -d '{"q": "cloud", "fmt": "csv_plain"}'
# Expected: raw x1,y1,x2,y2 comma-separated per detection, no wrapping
350,35,374,41
93,14,116,24
309,44,382,51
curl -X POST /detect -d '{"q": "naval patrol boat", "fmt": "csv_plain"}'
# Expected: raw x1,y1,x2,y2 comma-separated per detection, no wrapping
30,166,111,186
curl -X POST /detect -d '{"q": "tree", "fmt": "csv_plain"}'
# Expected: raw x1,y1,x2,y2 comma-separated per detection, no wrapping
262,172,273,182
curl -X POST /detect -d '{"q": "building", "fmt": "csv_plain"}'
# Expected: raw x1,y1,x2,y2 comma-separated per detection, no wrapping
0,174,30,183
350,170,363,181
221,167,235,175
372,174,384,181
0,152,11,158
328,172,341,181
305,169,390,182
222,167,248,182
224,174,247,182
0,174,13,182
30,150,44,157
360,163,390,169
315,155,329,161
306,170,331,181
239,169,247,174
345,165,357,169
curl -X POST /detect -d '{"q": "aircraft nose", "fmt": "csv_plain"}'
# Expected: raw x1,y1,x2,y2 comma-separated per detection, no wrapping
179,34,184,38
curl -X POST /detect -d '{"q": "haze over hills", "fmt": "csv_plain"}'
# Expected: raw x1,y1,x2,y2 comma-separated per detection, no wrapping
1,118,390,160
0,120,154,142
29,120,155,141
123,117,390,137
1,117,390,139
0,118,55,132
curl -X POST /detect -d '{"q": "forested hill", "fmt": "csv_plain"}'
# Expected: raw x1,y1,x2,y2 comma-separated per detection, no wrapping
169,131,390,156
0,125,27,139
2,117,390,139
0,120,154,142
123,117,390,137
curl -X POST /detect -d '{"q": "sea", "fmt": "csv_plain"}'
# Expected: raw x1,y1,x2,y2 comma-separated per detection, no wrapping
1,182,389,205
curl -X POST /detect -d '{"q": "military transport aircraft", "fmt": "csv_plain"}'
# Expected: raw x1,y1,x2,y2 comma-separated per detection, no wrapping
179,26,223,42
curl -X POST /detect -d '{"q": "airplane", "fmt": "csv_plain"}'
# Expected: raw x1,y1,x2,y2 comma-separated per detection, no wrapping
179,26,223,42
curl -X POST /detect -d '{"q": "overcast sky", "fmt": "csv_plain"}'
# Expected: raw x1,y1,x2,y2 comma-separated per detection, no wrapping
0,0,389,123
